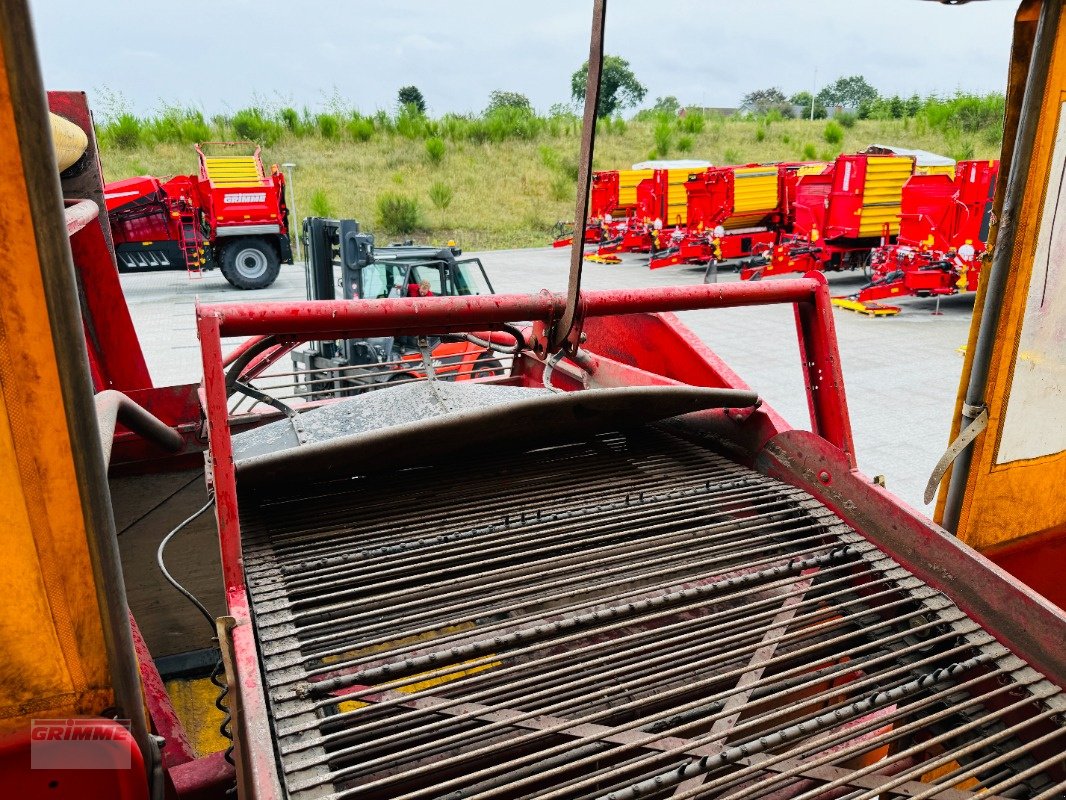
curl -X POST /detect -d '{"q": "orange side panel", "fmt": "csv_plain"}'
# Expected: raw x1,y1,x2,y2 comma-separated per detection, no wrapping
938,1,1066,559
0,50,111,729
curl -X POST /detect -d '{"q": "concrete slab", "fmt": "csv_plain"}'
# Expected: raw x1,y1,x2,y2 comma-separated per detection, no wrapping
120,248,973,512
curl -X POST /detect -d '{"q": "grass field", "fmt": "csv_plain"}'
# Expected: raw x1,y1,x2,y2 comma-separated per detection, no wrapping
99,113,1003,251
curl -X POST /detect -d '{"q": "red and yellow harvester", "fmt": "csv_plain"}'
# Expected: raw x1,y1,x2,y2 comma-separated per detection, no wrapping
839,159,1000,312
105,141,293,289
552,168,653,247
743,152,916,280
648,162,820,270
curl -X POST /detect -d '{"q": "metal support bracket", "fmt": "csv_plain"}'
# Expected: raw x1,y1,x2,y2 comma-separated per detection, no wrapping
924,405,989,506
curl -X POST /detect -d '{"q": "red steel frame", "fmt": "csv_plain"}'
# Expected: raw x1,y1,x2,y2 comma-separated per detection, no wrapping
195,275,854,796
195,273,1066,794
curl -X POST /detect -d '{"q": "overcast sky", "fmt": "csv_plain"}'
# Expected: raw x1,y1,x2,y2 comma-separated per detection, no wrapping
31,1,1019,118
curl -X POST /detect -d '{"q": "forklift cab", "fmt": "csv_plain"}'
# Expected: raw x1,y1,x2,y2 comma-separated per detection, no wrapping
354,252,494,301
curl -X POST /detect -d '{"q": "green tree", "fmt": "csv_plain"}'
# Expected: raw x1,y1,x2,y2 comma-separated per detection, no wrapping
652,95,680,115
817,75,879,110
571,55,647,118
742,87,787,114
789,91,827,119
486,90,533,114
397,85,426,114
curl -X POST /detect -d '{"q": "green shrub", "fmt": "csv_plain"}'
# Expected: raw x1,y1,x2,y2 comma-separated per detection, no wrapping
484,106,543,142
836,111,857,128
724,147,742,164
376,193,422,233
802,143,818,160
347,116,374,142
146,107,210,145
676,135,694,153
317,113,341,140
679,112,705,134
231,108,280,145
550,175,574,201
429,180,454,211
782,134,791,144
396,105,426,139
823,121,844,145
948,139,976,161
538,145,560,169
279,107,302,134
755,125,766,143
653,120,672,157
558,156,580,182
308,188,334,218
102,113,144,149
425,137,446,164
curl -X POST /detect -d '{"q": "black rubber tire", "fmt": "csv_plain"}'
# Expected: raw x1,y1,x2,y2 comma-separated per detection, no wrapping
219,237,281,290
473,352,504,378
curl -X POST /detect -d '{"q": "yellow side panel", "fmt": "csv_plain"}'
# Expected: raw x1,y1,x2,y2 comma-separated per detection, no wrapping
732,167,780,215
915,164,957,177
617,169,653,207
203,155,264,187
666,170,688,225
940,1,1066,552
858,156,913,237
797,163,828,177
0,57,111,731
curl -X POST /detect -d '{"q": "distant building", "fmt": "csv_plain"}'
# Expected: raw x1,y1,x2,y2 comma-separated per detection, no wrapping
679,106,738,118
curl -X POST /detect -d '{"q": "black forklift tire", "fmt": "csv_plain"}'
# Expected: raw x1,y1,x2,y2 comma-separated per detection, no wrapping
219,237,281,290
473,352,504,378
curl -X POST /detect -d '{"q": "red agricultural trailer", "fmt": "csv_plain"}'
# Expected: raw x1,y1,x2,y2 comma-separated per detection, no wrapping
588,167,702,261
742,153,915,280
552,168,653,247
840,159,1000,312
648,162,819,270
105,141,293,289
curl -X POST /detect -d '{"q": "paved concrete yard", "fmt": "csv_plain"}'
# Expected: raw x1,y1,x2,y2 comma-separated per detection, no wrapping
121,248,974,513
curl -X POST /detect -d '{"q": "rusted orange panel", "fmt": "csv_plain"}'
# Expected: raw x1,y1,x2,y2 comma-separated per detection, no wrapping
0,48,111,729
938,1,1066,562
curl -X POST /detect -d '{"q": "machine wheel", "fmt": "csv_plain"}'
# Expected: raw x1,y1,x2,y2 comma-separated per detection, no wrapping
473,352,504,378
220,237,281,290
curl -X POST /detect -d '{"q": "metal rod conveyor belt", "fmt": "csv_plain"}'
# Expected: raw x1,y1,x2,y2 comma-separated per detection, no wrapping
239,426,1066,800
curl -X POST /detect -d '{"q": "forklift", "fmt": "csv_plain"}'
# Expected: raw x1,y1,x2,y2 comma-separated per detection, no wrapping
290,218,509,397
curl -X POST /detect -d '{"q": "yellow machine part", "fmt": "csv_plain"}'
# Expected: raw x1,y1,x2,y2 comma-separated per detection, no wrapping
732,167,779,214
915,164,957,177
831,297,901,317
857,156,914,237
203,155,265,187
937,0,1066,552
797,162,829,177
617,169,653,207
49,111,87,172
0,56,112,732
665,170,689,226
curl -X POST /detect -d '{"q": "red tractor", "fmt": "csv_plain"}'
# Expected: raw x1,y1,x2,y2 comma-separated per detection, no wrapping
104,141,293,289
843,159,1000,311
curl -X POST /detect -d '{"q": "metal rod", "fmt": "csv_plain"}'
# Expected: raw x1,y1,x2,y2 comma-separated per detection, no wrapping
552,0,606,351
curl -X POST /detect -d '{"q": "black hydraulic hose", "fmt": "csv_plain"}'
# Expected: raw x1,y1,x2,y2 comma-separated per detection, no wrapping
156,496,217,634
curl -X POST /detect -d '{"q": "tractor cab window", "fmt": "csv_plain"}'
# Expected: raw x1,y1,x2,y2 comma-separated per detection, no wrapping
451,258,493,296
408,264,444,297
358,262,406,299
